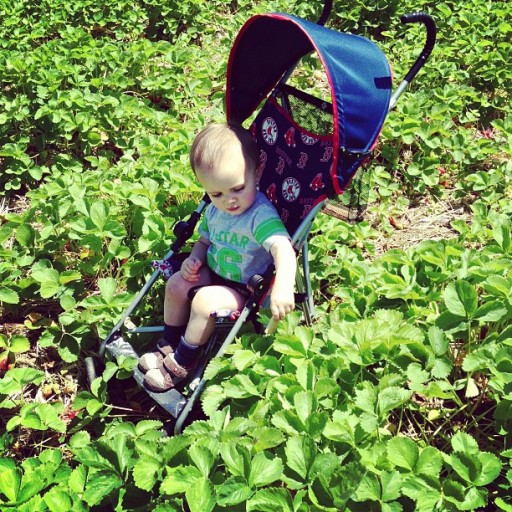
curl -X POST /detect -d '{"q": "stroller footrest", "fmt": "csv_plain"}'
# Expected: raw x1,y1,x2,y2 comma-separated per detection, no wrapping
133,367,187,418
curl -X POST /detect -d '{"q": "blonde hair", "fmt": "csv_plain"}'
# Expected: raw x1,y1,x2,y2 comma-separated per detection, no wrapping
189,122,258,175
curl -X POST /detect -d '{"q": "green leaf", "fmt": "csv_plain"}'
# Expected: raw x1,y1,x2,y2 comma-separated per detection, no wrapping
354,383,377,413
133,458,161,492
381,470,403,502
273,337,307,357
377,387,412,417
427,325,449,356
294,391,316,424
495,497,512,512
160,465,202,495
224,374,262,398
473,300,507,322
493,221,511,252
387,437,418,471
431,357,453,379
97,277,117,303
15,224,35,247
271,409,303,436
284,435,317,480
416,447,443,478
109,435,130,476
30,403,67,432
444,281,478,318
0,287,20,304
59,270,82,284
446,452,476,484
451,432,479,454
185,476,215,512
475,451,502,486
247,487,294,512
0,368,45,394
220,443,250,478
134,420,163,436
215,476,254,507
483,275,512,298
9,335,30,353
0,458,21,502
68,465,86,494
43,488,72,512
436,310,467,332
90,201,108,231
200,384,226,416
232,349,258,371
69,431,91,450
249,452,283,488
189,444,215,477
355,473,381,501
39,281,61,298
82,470,122,507
444,478,486,510
251,427,285,451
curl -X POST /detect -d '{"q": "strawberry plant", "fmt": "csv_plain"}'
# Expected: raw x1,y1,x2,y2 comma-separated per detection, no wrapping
1,0,511,510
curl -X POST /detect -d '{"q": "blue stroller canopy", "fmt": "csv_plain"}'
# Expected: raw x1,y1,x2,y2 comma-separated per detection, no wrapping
226,13,392,195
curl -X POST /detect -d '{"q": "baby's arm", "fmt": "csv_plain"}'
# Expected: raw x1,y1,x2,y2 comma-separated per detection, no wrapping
181,237,210,282
269,237,296,320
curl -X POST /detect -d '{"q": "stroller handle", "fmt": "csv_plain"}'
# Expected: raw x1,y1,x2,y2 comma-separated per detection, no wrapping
317,0,333,26
389,12,437,109
400,12,437,84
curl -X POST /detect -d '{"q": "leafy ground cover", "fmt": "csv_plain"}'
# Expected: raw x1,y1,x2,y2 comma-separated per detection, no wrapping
0,0,511,510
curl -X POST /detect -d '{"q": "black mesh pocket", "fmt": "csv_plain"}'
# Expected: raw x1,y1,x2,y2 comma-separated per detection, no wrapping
280,86,333,137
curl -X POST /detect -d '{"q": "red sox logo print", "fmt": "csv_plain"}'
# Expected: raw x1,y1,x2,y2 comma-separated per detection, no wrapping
276,157,285,175
301,133,318,145
310,173,325,192
262,117,278,146
297,152,308,169
259,149,267,172
266,183,277,204
301,204,313,219
320,145,333,162
284,127,296,148
282,177,301,202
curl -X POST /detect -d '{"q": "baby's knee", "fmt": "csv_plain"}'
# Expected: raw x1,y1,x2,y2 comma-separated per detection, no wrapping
165,273,191,298
190,288,217,317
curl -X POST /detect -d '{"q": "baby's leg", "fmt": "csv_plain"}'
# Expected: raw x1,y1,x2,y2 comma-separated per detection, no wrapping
168,285,246,370
148,285,246,389
160,267,212,351
163,268,212,326
185,285,247,346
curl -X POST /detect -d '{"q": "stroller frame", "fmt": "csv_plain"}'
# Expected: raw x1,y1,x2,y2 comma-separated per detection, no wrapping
86,2,436,435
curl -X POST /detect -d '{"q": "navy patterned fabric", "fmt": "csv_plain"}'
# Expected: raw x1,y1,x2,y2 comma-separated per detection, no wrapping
250,96,333,235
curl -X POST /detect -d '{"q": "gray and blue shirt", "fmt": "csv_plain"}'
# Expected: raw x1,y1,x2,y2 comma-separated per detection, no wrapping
199,192,290,284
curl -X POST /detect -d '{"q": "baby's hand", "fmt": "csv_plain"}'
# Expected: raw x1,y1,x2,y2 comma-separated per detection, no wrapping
270,284,295,320
180,257,203,282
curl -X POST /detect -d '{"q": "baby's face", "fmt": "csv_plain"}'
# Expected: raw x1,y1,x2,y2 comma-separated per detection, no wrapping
196,148,258,216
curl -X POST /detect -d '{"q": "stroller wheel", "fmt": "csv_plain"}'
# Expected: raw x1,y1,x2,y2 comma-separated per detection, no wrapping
84,356,97,389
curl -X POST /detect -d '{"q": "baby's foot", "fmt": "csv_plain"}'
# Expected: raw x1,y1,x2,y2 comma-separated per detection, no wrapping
144,365,177,392
138,351,164,373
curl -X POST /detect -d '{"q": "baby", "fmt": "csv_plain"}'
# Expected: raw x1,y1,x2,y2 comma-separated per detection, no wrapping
140,122,296,391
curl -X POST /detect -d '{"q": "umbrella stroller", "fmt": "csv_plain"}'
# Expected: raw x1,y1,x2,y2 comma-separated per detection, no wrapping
86,1,436,434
